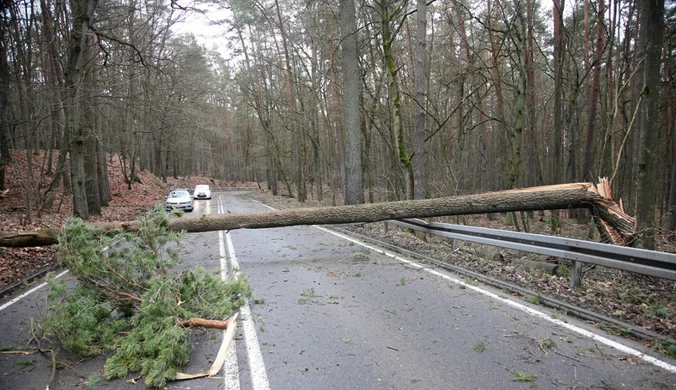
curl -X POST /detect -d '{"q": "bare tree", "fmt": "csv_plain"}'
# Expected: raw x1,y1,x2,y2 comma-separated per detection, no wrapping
635,0,665,249
341,0,363,204
0,7,10,193
412,0,426,201
64,0,98,219
582,0,605,182
373,0,414,200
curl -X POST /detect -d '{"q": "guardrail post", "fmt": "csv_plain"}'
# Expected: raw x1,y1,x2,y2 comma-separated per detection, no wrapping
384,222,389,233
570,260,583,288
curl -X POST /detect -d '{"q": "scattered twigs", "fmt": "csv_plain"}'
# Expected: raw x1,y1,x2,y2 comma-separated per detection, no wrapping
553,350,581,362
27,318,57,390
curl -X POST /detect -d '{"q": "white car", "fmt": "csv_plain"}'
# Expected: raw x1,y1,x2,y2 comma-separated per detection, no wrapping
193,184,212,200
165,189,193,212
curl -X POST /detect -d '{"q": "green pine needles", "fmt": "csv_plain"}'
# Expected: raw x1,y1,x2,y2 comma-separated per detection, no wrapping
43,205,251,388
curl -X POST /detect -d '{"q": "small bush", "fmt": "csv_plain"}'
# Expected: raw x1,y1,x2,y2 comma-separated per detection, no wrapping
556,265,570,277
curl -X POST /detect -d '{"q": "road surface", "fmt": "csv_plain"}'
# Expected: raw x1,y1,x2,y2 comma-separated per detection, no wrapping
1,191,675,389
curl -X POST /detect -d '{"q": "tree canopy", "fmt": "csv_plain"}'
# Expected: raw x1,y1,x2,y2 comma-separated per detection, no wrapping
0,0,672,247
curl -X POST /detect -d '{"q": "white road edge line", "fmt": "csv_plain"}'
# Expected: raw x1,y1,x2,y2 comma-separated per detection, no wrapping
312,225,676,374
0,244,114,311
0,270,69,312
219,195,241,390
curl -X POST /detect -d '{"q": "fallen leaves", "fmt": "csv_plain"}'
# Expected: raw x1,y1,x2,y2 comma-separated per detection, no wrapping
0,150,255,294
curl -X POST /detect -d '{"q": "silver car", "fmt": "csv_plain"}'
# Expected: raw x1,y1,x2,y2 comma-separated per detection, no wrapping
165,189,193,212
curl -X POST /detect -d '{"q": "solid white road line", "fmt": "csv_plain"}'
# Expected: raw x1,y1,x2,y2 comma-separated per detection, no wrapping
0,270,69,312
0,245,114,312
225,231,270,390
313,225,676,374
218,200,241,390
251,197,676,373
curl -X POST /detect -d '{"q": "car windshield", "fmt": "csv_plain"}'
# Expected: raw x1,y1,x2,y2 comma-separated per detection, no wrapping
195,185,209,191
169,191,189,198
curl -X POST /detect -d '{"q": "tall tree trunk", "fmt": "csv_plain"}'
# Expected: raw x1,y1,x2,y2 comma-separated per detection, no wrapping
362,19,383,203
552,0,565,185
274,0,306,202
551,0,566,233
487,0,507,189
0,9,10,192
341,0,363,205
378,0,413,200
40,0,67,199
412,0,427,201
64,0,98,219
309,43,323,202
599,0,620,180
582,0,606,182
83,33,101,215
525,0,538,187
635,0,665,249
668,116,676,237
509,4,526,190
97,138,111,206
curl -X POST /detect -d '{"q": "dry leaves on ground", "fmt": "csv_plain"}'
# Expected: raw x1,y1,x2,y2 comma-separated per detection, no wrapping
0,150,250,293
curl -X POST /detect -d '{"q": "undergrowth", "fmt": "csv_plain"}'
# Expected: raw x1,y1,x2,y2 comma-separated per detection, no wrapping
43,205,251,388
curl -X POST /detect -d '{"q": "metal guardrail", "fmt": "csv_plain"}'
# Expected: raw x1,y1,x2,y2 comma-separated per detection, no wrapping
388,219,676,285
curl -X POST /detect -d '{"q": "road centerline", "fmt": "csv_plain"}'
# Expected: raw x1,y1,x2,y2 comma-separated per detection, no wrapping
219,195,270,390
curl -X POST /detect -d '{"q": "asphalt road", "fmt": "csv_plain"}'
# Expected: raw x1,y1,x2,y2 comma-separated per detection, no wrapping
1,191,675,389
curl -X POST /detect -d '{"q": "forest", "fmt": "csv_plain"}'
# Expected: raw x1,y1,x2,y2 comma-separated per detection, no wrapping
0,0,673,249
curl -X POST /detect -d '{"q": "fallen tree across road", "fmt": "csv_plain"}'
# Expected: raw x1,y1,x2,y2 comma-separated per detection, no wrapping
0,181,636,248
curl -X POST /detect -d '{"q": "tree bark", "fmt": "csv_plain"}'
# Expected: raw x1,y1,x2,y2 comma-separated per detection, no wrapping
273,0,306,203
582,0,605,182
83,34,101,215
0,11,10,192
64,0,98,219
552,0,565,185
487,0,508,189
341,0,363,205
378,0,413,200
635,0,665,249
0,182,636,248
412,0,427,201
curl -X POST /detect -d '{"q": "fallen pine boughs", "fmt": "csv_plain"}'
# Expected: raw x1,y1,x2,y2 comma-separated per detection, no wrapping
43,206,251,388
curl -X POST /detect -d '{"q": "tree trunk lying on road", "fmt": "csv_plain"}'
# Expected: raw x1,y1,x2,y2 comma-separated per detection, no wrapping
0,180,636,248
